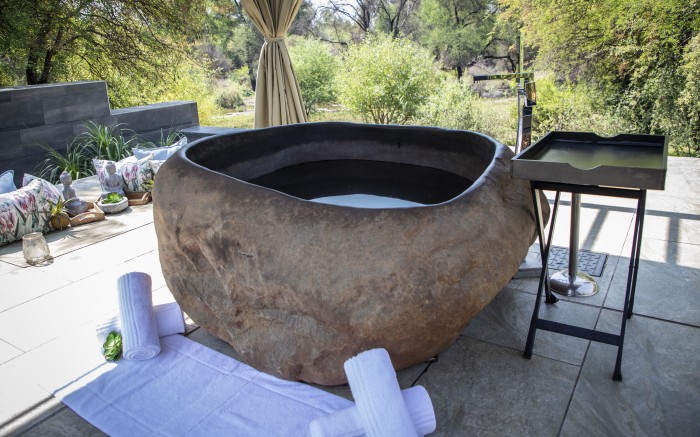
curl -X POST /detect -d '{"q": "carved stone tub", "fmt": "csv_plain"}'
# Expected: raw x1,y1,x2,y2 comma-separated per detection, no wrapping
154,122,544,385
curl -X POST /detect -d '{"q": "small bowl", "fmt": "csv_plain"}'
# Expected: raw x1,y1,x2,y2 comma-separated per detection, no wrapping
97,196,128,214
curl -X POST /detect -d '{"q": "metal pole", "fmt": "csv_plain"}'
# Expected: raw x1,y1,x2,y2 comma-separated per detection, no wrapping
550,192,599,297
568,193,580,278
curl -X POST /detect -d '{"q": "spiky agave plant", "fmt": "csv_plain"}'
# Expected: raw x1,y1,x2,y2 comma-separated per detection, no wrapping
80,121,135,161
35,139,94,183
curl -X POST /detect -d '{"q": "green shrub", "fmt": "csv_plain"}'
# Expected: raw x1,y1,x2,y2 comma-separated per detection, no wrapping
80,122,135,162
416,79,478,130
216,83,246,110
336,34,439,124
532,75,627,139
673,34,700,157
288,37,338,116
35,140,95,184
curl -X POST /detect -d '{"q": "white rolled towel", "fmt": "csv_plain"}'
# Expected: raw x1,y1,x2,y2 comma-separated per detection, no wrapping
309,385,436,437
96,301,186,343
343,348,419,437
117,272,161,360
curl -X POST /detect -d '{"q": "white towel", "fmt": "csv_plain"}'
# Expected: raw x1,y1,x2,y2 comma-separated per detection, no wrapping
117,272,160,360
35,334,354,436
309,385,436,437
96,301,186,343
343,349,419,437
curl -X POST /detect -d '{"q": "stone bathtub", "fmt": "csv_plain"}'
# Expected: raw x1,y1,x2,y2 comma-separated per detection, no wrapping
154,122,544,385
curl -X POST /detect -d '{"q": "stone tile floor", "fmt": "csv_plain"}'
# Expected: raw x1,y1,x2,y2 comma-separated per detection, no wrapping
0,157,698,436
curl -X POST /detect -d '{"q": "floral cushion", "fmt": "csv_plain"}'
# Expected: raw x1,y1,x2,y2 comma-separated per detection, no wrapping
0,170,17,194
0,178,61,246
93,155,154,194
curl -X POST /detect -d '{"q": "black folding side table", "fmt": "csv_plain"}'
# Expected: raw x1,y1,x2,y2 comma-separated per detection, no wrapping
510,132,667,381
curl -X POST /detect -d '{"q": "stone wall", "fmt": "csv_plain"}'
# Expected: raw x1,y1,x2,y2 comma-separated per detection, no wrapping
0,81,199,186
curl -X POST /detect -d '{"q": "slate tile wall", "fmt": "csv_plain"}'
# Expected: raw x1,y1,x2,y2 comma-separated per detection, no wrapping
0,81,199,186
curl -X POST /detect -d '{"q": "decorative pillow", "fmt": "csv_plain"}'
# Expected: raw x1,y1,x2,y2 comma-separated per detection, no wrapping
149,159,165,175
0,178,61,246
22,173,39,187
0,170,17,194
133,136,187,160
93,155,154,194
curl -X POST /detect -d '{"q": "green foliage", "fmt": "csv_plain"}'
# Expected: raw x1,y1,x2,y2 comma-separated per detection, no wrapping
336,34,439,124
416,78,479,130
102,331,122,362
418,0,507,77
216,83,246,110
676,34,700,157
102,193,125,204
288,38,339,116
0,0,206,86
532,75,628,139
140,130,186,149
35,140,94,184
500,0,700,156
79,122,134,162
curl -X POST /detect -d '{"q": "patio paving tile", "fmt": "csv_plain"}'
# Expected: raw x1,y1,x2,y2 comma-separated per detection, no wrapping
644,193,700,245
462,287,600,366
0,250,166,351
0,260,20,276
604,238,700,327
33,224,158,283
516,253,623,309
547,196,634,257
0,339,22,365
415,336,579,436
0,268,72,313
561,309,700,437
20,407,107,437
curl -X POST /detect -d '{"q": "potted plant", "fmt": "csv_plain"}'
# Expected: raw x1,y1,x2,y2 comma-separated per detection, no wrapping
97,192,128,214
48,198,73,230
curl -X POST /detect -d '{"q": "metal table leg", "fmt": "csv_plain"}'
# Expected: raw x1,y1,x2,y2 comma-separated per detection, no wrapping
524,188,560,359
550,193,599,297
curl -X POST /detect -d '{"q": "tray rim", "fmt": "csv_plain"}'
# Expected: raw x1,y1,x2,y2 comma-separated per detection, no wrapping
511,131,668,190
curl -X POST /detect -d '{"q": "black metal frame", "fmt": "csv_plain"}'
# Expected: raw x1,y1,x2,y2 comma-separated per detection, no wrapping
523,181,647,381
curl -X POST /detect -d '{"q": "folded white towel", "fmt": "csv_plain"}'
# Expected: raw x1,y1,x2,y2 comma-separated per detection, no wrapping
117,272,160,360
343,349,419,437
96,301,186,343
309,385,436,437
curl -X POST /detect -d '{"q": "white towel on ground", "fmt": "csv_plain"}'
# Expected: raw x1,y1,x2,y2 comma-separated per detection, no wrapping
343,348,419,437
35,334,353,436
96,301,186,343
117,272,160,360
309,385,436,437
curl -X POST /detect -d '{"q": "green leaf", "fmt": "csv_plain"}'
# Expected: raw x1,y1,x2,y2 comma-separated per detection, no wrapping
102,331,123,362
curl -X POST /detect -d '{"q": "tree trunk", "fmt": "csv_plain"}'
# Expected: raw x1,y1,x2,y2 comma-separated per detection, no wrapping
456,65,463,80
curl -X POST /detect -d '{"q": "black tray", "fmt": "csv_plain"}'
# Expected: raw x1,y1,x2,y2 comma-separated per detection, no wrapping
511,132,667,190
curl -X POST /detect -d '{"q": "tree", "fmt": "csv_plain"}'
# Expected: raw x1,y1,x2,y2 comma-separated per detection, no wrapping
417,0,513,79
288,38,338,116
336,33,438,124
0,0,206,86
499,0,700,156
320,0,419,41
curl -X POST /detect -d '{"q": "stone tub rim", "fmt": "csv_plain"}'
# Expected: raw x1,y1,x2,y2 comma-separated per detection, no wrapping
175,122,502,211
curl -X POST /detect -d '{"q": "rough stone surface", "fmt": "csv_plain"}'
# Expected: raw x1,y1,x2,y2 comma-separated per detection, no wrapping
154,123,548,385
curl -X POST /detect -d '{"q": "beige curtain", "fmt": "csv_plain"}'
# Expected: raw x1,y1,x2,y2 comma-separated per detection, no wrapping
241,0,307,128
